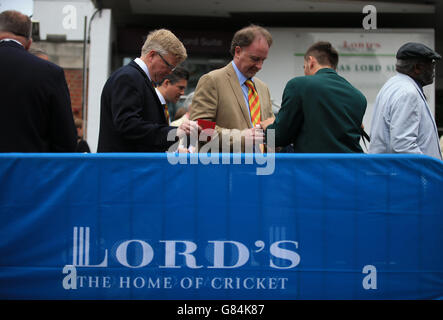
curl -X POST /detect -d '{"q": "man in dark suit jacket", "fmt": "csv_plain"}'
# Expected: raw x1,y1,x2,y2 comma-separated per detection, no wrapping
0,10,77,152
98,29,199,152
262,41,367,153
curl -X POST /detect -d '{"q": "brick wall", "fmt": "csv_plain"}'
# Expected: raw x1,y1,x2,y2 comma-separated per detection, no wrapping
64,69,86,118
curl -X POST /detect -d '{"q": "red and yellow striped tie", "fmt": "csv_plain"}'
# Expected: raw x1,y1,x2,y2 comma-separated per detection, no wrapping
164,104,169,123
245,79,261,126
153,82,169,123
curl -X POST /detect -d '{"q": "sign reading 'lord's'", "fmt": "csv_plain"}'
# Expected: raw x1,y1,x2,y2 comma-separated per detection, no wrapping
0,154,442,299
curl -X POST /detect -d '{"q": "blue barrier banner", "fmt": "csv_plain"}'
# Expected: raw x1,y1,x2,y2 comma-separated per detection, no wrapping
0,153,442,300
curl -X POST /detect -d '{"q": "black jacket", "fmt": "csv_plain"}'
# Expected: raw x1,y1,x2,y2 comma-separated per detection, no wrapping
0,40,77,152
97,60,177,152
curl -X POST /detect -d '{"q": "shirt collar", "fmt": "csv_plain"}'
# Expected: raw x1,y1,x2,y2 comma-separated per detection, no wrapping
155,88,166,105
0,38,24,47
134,57,152,82
231,60,252,85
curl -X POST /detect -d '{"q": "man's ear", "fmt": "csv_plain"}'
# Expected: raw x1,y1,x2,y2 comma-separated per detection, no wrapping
234,46,242,59
308,55,317,69
144,50,156,61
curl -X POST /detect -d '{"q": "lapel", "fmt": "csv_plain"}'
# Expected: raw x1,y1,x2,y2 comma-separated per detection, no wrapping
225,64,252,127
403,74,442,154
129,61,166,124
129,61,155,92
0,39,25,49
253,80,266,121
155,88,169,123
405,75,439,134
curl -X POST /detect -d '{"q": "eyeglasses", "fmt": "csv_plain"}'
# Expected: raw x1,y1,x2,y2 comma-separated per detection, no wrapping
157,52,176,71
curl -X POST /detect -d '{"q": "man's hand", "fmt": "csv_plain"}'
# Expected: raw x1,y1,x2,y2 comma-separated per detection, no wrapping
177,146,189,153
260,117,275,130
244,126,265,146
176,117,200,137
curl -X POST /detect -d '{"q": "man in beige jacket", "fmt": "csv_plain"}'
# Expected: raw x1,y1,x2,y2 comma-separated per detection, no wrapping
190,25,275,152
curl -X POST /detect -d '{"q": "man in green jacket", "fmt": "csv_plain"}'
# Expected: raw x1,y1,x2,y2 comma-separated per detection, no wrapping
262,41,367,153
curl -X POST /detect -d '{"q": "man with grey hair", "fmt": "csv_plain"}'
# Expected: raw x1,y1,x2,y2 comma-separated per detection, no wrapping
0,10,77,152
98,29,199,152
190,24,275,152
369,42,442,160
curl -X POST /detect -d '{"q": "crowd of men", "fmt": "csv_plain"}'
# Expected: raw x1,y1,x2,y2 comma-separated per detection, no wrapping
0,9,441,160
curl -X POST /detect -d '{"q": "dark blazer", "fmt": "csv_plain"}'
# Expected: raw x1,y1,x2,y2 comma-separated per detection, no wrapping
97,60,177,152
76,138,91,153
0,40,77,152
267,68,367,153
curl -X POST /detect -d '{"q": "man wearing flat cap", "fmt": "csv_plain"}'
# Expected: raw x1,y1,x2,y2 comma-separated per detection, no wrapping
369,42,442,160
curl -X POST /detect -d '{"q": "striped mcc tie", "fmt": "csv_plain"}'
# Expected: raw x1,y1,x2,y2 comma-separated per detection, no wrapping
152,82,169,123
245,79,261,126
164,104,169,123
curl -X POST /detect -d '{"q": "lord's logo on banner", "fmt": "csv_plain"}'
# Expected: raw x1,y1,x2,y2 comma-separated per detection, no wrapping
62,226,300,291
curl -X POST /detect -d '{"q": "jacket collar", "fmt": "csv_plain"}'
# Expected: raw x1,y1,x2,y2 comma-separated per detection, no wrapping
397,73,440,154
129,60,156,89
133,58,152,81
225,63,252,127
0,38,25,49
130,60,149,79
398,73,428,103
128,61,166,122
315,68,337,75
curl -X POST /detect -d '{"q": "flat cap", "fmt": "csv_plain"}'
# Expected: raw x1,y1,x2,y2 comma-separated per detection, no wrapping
396,42,441,60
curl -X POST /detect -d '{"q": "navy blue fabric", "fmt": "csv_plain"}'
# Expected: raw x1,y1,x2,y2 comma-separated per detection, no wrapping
0,153,442,299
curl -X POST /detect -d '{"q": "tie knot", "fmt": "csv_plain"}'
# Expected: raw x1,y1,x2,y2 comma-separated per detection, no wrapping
245,79,255,89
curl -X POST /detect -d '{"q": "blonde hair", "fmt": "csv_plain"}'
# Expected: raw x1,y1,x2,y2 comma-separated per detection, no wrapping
141,29,187,63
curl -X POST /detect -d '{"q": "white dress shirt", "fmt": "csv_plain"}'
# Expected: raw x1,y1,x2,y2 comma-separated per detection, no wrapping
134,57,152,82
155,88,166,105
369,73,442,160
231,61,254,127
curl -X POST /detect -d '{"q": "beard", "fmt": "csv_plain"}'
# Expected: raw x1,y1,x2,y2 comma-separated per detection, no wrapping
417,67,435,86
